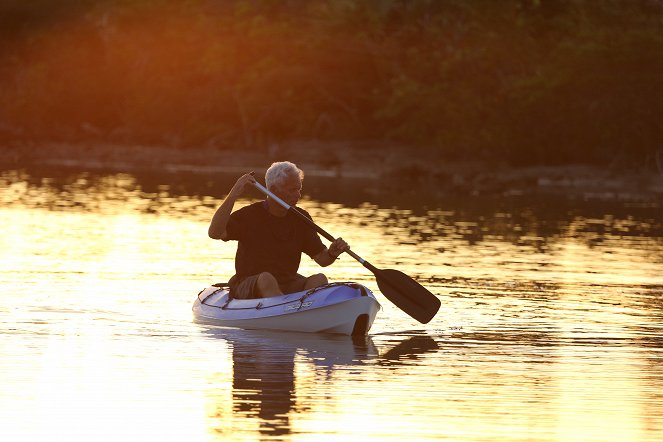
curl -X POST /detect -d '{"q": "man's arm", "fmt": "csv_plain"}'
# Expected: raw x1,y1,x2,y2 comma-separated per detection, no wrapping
208,173,256,240
313,237,349,267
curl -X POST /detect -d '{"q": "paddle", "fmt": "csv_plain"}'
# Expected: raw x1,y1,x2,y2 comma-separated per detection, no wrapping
251,179,441,324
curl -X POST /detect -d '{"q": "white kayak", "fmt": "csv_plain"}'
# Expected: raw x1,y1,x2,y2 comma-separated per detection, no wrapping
192,282,381,335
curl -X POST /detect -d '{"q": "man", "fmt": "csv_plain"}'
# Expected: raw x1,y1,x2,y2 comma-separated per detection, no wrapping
208,161,349,298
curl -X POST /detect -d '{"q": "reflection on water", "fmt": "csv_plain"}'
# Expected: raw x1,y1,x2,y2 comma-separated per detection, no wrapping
227,330,297,438
0,167,662,441
202,328,385,438
201,328,439,440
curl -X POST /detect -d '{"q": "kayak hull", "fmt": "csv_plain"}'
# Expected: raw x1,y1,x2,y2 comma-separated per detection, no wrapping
192,282,381,335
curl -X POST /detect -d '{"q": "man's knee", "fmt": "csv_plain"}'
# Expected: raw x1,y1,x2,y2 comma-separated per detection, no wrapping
257,272,279,288
256,272,282,297
306,273,328,288
257,271,276,283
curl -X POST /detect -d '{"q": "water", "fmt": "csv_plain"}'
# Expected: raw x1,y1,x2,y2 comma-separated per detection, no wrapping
1,167,662,441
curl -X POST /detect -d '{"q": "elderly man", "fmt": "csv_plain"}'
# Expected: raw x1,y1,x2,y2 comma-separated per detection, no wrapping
208,161,349,298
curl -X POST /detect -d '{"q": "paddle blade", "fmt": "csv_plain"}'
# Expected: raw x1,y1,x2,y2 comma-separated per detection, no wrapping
375,269,441,324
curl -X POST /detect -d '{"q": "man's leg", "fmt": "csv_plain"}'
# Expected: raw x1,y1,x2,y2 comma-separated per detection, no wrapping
255,272,284,298
304,273,328,290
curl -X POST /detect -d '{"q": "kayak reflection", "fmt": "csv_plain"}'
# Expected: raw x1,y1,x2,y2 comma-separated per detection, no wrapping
201,327,441,437
202,328,378,437
230,335,296,437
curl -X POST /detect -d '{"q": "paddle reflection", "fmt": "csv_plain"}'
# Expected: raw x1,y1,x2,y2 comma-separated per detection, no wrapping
201,328,441,437
378,335,440,366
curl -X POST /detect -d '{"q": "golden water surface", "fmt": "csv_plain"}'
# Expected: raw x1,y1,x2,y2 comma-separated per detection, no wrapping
1,169,662,441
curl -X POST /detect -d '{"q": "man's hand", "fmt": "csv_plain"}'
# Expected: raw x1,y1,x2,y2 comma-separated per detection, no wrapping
313,237,349,266
228,172,257,199
328,237,349,259
208,172,257,240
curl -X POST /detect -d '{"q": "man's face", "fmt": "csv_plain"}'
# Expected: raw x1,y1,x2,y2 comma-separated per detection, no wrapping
273,174,302,206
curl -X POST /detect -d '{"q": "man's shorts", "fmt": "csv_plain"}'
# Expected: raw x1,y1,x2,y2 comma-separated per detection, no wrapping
228,273,308,299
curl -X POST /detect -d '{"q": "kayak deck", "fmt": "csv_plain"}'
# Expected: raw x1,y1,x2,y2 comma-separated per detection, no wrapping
192,282,381,335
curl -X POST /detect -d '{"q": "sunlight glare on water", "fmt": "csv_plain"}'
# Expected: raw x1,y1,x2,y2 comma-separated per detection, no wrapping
0,169,662,441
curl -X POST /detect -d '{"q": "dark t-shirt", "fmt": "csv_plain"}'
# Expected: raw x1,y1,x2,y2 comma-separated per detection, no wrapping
224,201,326,284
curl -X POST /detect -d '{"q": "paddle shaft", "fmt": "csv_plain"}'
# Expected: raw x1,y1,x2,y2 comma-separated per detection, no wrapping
252,181,372,268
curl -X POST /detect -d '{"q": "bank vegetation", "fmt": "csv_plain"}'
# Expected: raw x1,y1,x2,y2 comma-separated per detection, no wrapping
1,0,662,168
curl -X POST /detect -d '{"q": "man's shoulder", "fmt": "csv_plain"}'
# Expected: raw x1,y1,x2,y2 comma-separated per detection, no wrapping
232,201,264,216
235,201,264,213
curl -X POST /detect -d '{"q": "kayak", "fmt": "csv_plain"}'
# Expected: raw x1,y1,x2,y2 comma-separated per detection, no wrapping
192,282,381,335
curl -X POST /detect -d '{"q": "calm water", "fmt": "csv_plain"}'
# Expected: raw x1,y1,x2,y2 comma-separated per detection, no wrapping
1,168,662,441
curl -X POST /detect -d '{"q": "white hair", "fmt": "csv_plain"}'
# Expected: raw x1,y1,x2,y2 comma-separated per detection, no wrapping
265,161,304,189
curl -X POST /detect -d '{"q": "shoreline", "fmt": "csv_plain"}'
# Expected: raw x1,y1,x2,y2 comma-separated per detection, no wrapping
2,142,662,202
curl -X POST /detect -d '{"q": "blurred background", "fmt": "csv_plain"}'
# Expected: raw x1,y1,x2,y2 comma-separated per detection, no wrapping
1,0,662,182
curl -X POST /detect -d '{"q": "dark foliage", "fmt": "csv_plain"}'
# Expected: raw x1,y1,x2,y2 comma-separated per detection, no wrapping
1,0,661,166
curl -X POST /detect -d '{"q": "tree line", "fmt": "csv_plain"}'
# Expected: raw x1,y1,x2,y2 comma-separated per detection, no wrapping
1,0,662,166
